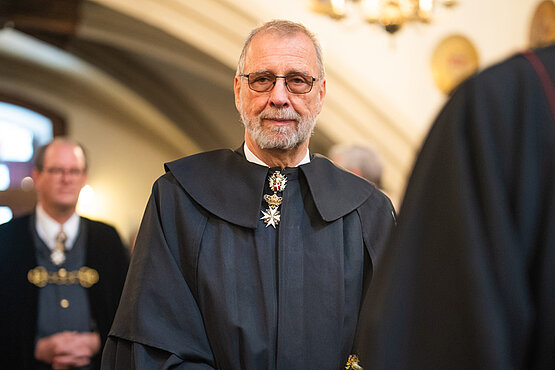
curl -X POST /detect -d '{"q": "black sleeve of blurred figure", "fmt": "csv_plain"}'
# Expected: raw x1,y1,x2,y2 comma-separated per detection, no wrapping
353,45,555,370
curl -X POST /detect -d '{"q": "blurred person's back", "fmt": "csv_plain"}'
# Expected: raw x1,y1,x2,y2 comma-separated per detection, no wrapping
354,44,555,370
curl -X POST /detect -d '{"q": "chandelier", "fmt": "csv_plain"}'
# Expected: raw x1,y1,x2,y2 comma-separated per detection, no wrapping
310,0,458,34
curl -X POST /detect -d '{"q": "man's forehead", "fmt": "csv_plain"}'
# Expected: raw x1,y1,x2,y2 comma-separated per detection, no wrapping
250,30,313,50
245,31,317,69
44,143,84,163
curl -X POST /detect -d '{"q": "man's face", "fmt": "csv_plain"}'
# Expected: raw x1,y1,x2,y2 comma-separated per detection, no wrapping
234,31,326,150
32,143,87,212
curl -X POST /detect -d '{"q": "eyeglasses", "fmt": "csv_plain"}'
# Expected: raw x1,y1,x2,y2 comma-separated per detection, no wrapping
44,167,85,177
240,72,318,94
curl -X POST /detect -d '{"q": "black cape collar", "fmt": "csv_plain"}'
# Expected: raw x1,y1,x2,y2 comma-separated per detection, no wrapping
164,147,373,229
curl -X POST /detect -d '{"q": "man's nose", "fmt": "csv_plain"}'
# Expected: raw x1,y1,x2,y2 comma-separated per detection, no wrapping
60,172,71,181
269,78,290,108
59,170,76,181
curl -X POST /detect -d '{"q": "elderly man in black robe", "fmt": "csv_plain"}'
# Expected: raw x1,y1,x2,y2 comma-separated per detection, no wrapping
353,45,555,369
101,20,395,370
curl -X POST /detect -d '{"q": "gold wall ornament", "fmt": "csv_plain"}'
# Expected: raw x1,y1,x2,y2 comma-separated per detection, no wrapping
431,34,479,94
27,266,99,288
529,0,555,49
310,0,458,34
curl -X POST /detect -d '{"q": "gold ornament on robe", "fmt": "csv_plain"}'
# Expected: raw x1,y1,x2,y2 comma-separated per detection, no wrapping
27,266,99,288
345,354,363,369
261,171,287,228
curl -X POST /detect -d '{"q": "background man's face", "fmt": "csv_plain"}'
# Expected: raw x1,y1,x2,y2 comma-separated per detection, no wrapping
234,31,326,150
33,143,87,212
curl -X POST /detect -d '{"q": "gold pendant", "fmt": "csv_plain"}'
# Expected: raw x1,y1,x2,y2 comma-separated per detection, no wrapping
50,249,66,265
261,171,287,228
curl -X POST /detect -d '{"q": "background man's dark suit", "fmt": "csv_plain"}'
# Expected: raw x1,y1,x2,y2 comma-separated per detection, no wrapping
0,214,129,369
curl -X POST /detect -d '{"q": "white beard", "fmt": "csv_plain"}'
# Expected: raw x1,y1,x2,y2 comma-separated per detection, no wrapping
240,106,317,150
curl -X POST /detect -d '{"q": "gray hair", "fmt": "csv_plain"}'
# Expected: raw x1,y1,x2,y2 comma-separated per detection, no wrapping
329,144,383,187
34,137,88,172
236,20,325,78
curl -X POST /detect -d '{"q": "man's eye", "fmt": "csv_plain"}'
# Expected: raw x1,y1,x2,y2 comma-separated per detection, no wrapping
288,75,308,84
253,76,271,83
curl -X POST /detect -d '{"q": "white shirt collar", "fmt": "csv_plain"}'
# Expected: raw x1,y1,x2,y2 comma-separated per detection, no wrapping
243,142,310,167
35,204,80,251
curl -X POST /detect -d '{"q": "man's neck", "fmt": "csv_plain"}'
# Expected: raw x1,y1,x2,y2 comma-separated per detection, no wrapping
38,202,76,225
245,136,309,169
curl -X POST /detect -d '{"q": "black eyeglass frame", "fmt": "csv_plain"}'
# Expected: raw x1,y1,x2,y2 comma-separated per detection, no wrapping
240,72,318,94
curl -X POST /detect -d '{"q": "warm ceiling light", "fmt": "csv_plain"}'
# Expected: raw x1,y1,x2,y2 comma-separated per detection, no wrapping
310,0,459,34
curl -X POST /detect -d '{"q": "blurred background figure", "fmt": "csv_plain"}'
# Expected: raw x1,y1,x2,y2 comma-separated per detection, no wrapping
354,44,555,370
329,143,384,188
0,138,129,370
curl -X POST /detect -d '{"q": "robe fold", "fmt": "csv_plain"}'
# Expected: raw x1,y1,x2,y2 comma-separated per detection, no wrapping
353,45,555,370
102,149,395,370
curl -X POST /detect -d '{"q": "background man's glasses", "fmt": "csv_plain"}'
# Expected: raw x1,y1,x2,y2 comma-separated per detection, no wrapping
241,72,317,94
44,167,85,177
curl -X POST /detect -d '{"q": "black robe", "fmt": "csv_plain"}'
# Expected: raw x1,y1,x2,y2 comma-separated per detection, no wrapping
0,215,129,370
354,45,555,369
101,150,395,370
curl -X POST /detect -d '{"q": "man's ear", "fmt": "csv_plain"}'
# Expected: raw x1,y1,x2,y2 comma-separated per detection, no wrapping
234,75,242,112
319,78,327,101
316,78,327,114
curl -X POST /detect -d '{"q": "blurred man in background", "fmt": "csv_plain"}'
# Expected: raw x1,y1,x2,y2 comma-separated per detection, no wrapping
0,138,129,370
329,143,384,188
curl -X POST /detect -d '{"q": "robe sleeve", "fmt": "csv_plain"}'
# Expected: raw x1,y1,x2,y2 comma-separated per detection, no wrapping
101,174,216,369
102,337,215,369
354,49,555,370
357,189,397,263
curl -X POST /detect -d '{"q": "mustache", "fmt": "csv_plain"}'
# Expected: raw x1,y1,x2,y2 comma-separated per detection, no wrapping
259,108,301,121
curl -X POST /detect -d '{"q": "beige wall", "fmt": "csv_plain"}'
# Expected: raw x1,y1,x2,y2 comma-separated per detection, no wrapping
70,108,178,245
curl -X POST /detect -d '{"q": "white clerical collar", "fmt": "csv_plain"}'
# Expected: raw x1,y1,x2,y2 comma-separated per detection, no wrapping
35,204,80,251
243,142,310,167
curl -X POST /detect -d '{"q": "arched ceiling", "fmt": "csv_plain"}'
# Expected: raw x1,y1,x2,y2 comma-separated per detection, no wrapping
71,1,244,152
